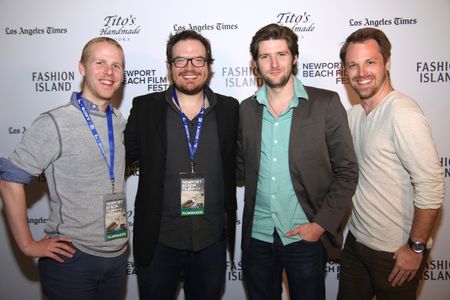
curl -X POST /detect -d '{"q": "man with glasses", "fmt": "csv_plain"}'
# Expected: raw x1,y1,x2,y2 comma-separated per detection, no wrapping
125,30,239,299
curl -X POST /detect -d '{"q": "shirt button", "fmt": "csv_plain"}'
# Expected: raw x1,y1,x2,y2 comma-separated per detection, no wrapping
274,140,278,144
272,177,276,181
275,122,279,126
273,158,277,162
272,195,276,199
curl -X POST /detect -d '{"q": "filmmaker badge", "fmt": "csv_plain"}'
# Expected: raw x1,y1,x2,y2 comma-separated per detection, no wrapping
104,193,128,241
180,175,205,216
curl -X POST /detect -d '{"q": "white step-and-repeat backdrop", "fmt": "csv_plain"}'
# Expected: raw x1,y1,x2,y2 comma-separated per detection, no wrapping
1,0,449,299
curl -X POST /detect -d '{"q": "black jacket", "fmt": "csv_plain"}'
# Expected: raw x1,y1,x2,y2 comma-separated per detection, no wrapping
125,86,239,266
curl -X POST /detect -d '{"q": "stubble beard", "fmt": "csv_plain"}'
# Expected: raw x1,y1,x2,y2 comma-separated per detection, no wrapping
262,72,291,89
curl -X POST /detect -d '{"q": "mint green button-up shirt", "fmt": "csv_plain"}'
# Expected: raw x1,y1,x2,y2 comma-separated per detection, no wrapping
252,77,310,245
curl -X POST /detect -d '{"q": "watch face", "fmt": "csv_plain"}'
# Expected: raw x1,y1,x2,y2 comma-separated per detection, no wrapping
413,243,425,252
409,239,426,253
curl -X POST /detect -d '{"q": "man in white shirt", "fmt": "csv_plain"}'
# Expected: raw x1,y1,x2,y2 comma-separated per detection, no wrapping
337,27,445,300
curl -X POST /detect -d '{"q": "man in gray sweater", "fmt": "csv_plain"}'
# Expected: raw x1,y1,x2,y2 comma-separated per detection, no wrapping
0,37,128,300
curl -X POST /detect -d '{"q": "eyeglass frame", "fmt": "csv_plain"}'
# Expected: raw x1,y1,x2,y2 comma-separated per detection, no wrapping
169,56,210,68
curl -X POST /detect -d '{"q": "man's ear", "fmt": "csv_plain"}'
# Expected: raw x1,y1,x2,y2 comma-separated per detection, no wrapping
79,62,85,77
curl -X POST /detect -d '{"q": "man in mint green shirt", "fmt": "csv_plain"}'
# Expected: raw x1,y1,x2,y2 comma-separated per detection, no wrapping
252,78,310,247
237,23,358,300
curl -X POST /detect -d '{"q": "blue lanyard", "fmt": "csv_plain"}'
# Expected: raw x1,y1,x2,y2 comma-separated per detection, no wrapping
76,92,116,193
172,88,205,172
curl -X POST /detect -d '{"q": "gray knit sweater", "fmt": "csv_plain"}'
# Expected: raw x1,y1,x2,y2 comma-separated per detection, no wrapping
6,92,127,257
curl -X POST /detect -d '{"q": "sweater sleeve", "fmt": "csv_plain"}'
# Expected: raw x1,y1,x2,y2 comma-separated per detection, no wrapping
6,113,61,179
393,101,444,209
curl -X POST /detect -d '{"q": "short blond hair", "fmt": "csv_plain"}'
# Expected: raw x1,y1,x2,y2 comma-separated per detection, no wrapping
80,37,124,65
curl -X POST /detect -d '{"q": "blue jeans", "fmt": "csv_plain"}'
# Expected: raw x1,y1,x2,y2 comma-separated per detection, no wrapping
136,239,226,300
242,230,326,300
38,247,128,300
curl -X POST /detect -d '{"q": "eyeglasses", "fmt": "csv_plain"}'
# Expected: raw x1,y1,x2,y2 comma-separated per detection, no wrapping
170,57,209,68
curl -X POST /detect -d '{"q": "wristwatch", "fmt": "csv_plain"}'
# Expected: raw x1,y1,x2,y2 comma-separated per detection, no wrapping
407,238,427,254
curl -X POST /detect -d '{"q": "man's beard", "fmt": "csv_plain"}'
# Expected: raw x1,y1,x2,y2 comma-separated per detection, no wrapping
172,71,207,95
257,67,291,89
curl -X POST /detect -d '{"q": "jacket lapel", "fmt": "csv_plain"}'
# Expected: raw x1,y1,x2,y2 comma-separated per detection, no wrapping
252,98,263,172
149,93,168,155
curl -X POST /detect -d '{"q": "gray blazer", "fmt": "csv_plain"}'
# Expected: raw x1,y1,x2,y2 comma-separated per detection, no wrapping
237,85,358,249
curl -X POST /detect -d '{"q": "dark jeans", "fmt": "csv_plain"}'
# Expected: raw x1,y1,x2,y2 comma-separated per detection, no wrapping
38,248,128,300
338,231,428,300
136,239,226,300
242,230,327,300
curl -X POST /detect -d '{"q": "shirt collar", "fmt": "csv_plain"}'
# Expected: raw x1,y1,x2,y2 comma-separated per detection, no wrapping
70,91,117,115
255,76,309,108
